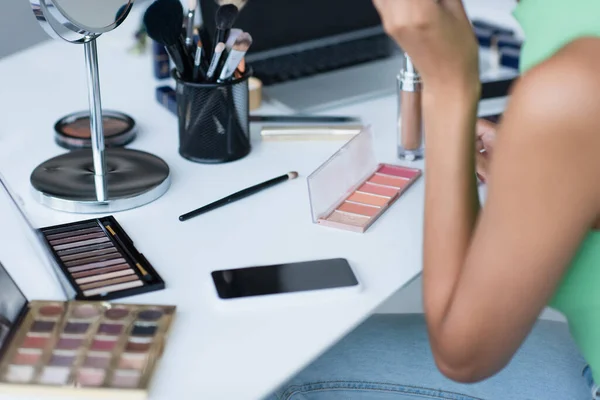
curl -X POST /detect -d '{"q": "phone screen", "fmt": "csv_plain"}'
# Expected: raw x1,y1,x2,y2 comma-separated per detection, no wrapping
211,258,358,299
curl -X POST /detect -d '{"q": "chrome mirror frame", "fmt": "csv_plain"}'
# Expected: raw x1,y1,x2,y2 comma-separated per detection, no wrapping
26,0,172,214
31,0,134,42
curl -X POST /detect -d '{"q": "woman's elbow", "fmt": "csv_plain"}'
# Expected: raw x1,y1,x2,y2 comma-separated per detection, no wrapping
434,355,489,383
430,338,505,383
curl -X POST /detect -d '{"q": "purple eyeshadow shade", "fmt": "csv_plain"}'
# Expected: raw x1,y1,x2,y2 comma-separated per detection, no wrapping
97,324,124,335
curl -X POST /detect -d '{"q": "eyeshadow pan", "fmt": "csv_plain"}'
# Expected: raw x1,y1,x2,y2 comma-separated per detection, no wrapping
137,309,163,321
56,241,114,257
49,232,106,246
83,279,143,297
68,258,128,273
30,320,56,333
12,350,41,365
131,324,157,336
84,355,111,369
39,367,70,385
80,274,139,291
378,164,420,179
347,192,390,207
357,183,399,197
65,251,122,268
125,339,153,353
4,365,34,383
91,338,117,351
22,335,49,349
327,211,371,227
119,354,147,370
71,264,130,279
38,304,64,317
75,269,135,285
338,202,380,217
77,368,106,387
53,236,110,251
112,370,141,388
49,353,75,367
45,226,102,241
105,307,129,320
60,247,118,262
98,323,124,335
368,174,408,188
64,322,90,334
71,304,100,319
42,221,99,236
56,337,83,350
325,211,370,228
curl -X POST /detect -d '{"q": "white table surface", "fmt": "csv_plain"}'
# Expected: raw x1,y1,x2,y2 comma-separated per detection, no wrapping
0,2,512,399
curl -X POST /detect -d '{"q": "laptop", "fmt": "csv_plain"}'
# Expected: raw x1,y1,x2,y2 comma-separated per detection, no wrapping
200,0,518,112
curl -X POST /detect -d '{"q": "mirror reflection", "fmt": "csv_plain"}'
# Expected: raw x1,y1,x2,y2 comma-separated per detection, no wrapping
52,0,132,31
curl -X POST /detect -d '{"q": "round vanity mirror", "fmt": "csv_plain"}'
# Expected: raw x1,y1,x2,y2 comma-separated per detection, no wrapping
48,0,132,35
28,0,171,213
32,0,134,43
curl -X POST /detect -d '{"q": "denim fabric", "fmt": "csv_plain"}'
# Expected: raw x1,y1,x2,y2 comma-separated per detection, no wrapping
269,314,591,400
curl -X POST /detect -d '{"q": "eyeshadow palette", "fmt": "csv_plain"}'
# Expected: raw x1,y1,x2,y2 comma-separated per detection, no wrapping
39,217,165,301
320,164,420,232
0,301,174,398
308,127,422,233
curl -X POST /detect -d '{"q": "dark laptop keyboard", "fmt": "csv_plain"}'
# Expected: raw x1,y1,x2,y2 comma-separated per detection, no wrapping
248,33,395,86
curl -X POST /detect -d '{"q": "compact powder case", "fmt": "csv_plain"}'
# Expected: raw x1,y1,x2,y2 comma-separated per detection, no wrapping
54,111,137,150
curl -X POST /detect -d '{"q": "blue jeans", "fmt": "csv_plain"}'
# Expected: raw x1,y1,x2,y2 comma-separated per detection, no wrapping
269,314,596,399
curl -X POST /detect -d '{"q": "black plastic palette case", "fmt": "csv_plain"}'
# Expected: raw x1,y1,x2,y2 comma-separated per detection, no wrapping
39,217,165,301
0,176,176,398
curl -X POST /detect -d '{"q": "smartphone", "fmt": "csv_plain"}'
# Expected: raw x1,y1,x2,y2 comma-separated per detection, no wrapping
211,258,359,300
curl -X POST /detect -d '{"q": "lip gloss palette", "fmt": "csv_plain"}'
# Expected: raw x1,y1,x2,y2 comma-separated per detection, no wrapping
308,127,422,233
321,164,420,232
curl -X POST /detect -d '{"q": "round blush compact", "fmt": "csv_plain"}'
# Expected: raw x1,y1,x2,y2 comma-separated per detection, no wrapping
54,110,137,150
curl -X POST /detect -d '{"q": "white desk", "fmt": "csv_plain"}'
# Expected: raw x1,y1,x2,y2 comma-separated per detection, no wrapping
0,3,509,399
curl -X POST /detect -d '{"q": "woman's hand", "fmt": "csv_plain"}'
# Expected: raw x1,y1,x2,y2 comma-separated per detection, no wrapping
372,0,480,94
475,119,497,182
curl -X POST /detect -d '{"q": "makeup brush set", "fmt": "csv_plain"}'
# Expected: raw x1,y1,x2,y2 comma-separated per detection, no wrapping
144,0,252,84
144,0,254,164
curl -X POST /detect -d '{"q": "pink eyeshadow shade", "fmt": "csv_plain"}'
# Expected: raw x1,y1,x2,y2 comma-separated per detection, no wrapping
338,202,379,217
77,369,106,387
368,174,408,188
12,351,41,365
21,336,49,349
325,211,370,228
91,338,117,351
357,183,399,197
378,164,420,179
347,192,389,207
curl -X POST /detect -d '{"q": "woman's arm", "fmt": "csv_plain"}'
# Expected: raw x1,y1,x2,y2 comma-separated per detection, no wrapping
372,0,600,383
425,38,600,382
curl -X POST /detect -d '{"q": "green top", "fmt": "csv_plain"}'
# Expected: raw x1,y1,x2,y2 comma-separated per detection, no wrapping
513,0,600,382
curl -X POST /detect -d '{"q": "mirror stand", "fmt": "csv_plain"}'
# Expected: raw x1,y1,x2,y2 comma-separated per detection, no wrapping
30,36,171,214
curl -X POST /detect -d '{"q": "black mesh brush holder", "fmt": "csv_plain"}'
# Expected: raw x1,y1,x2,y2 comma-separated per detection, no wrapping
173,70,251,163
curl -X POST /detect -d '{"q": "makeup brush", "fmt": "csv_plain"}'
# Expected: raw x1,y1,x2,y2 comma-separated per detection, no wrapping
193,40,206,82
218,32,252,81
225,28,243,51
214,4,239,48
185,0,198,50
206,42,226,81
144,0,193,79
179,172,299,222
215,0,248,11
103,224,153,282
